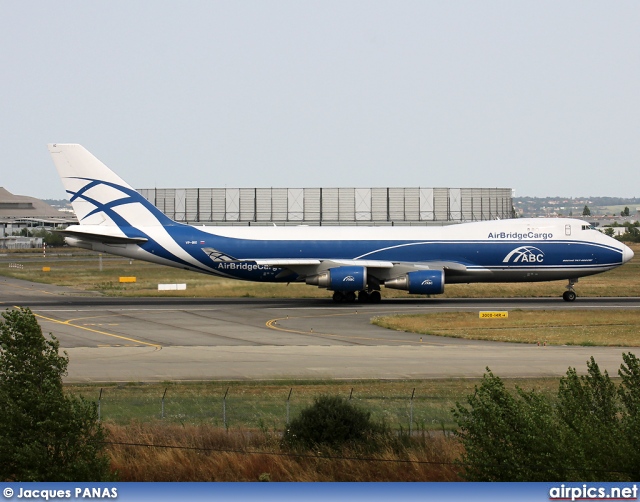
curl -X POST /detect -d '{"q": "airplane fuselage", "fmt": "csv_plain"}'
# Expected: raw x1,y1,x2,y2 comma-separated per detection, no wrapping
48,143,634,302
65,217,631,284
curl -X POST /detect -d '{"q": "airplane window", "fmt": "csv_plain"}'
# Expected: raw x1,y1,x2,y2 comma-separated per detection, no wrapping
582,224,596,231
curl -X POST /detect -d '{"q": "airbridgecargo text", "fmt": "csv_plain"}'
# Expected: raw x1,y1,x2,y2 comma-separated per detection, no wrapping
215,262,272,272
488,232,553,240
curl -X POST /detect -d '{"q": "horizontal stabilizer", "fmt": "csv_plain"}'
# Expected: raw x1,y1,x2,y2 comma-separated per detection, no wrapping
58,227,148,245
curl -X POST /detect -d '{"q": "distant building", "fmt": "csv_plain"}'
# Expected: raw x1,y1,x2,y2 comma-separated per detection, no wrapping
0,187,76,245
138,186,515,225
0,236,44,249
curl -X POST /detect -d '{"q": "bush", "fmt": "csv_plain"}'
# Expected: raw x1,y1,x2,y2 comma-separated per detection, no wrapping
454,354,640,481
0,307,113,481
283,395,390,451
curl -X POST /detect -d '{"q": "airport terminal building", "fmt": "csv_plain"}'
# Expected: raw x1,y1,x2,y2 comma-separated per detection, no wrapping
0,187,75,248
138,186,514,226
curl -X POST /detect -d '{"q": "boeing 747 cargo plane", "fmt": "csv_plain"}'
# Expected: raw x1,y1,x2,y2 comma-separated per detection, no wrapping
48,144,634,303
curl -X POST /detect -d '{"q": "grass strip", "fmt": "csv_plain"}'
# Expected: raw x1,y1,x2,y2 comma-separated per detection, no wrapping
67,378,562,429
372,309,640,346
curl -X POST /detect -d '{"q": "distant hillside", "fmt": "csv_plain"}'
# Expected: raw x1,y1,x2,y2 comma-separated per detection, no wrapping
514,197,640,218
43,199,72,210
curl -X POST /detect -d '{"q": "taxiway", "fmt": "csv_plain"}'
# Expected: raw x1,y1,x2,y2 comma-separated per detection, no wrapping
1,276,638,382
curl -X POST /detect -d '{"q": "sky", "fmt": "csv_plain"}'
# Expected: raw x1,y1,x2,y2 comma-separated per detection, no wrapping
1,1,638,200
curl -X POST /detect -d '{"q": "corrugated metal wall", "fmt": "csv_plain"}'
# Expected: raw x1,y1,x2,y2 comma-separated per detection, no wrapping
137,187,514,225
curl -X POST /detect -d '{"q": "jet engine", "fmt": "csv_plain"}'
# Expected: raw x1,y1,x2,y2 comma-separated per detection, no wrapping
384,269,444,295
305,266,367,292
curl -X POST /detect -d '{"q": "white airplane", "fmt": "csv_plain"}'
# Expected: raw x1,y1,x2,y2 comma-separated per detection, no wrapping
48,144,634,303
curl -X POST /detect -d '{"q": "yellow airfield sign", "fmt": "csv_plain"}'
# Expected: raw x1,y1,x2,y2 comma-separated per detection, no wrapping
479,311,508,319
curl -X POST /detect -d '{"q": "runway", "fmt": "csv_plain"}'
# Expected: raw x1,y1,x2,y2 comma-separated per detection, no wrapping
2,276,639,382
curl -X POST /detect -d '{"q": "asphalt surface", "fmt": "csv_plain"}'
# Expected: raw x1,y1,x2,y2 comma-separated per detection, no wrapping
1,275,639,382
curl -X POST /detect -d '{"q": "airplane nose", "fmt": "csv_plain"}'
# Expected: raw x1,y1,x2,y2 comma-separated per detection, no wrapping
623,244,634,263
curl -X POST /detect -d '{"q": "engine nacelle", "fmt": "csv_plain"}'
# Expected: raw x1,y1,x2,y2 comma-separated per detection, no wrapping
305,266,367,292
385,269,445,295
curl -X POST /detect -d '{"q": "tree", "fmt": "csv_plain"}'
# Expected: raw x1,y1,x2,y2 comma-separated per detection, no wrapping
582,205,591,216
0,307,112,481
556,357,625,480
453,369,562,481
618,352,640,478
30,229,66,247
624,206,630,217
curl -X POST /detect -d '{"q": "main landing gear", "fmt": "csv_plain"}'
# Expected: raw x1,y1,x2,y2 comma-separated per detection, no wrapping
332,290,382,303
562,279,578,302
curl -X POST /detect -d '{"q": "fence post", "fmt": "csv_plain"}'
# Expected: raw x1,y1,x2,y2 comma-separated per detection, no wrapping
409,388,415,436
223,387,229,429
161,388,168,419
286,388,293,425
98,388,103,422
349,388,353,401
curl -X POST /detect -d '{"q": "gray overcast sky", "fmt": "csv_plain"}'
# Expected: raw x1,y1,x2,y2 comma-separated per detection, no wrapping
1,1,638,200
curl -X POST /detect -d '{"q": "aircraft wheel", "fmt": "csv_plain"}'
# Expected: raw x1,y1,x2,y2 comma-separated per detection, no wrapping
345,291,357,303
562,290,577,302
369,291,382,303
332,291,345,303
358,290,370,303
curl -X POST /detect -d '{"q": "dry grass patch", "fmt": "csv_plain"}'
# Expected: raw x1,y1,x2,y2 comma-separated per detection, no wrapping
372,310,640,346
104,422,463,481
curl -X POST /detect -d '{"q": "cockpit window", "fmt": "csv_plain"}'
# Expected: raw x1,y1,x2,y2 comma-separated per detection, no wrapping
582,224,596,231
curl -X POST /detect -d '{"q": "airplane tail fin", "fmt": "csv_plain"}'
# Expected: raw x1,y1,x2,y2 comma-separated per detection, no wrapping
48,144,173,228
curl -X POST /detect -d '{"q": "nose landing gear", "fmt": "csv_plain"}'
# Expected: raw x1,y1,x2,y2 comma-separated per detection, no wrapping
562,279,578,302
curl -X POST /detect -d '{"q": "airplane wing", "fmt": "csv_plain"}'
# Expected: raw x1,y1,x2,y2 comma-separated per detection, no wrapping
250,258,466,272
245,257,468,284
251,258,393,268
412,261,467,272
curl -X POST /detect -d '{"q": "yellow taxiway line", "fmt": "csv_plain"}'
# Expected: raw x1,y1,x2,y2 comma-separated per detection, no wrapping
27,309,162,349
266,311,435,345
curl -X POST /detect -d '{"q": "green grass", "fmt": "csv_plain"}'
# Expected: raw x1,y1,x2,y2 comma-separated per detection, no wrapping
68,378,563,430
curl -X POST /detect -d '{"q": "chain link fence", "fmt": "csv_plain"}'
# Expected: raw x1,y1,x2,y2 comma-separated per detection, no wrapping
86,386,458,432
